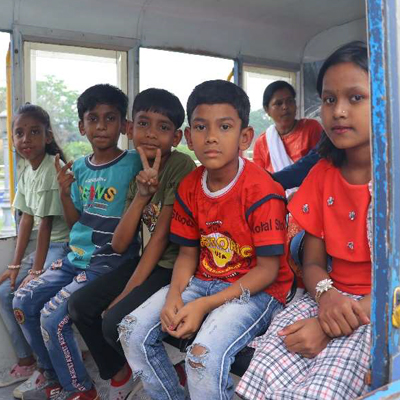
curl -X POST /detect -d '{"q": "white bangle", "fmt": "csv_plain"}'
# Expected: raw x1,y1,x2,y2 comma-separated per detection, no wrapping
7,264,21,270
28,269,43,276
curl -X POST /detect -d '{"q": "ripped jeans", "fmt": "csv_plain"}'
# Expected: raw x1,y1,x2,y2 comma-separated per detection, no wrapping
120,277,283,400
12,257,108,392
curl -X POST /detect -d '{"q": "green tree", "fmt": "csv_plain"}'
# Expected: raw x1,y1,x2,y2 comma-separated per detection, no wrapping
249,108,272,139
36,76,80,146
64,141,92,161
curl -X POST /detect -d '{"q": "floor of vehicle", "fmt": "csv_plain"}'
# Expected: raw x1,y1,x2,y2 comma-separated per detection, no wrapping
0,345,241,399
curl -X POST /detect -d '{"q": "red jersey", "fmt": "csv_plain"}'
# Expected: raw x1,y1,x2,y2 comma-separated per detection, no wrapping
288,159,371,295
170,158,293,304
253,119,322,173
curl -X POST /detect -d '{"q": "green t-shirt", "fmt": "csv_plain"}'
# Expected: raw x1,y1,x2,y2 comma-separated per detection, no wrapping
126,150,196,269
13,153,70,242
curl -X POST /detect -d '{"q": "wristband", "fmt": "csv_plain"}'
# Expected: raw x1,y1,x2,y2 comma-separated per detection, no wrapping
7,264,21,270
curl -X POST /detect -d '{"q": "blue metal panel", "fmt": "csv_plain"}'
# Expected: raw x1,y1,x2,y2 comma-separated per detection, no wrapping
367,0,400,390
359,379,400,399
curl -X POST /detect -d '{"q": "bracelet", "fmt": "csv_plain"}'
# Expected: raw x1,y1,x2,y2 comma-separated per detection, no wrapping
28,269,43,276
7,264,21,270
315,278,335,304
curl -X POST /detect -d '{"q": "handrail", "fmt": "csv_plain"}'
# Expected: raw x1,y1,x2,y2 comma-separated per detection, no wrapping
6,44,14,204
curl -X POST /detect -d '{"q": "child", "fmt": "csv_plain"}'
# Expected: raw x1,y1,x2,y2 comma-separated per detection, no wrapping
67,88,196,400
0,104,70,398
237,42,371,400
12,84,142,400
120,80,294,400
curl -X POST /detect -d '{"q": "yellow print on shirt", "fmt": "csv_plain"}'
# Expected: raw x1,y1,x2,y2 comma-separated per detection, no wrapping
200,232,252,274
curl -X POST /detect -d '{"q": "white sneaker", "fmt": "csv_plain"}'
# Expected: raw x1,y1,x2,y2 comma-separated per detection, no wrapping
125,378,144,400
13,370,44,399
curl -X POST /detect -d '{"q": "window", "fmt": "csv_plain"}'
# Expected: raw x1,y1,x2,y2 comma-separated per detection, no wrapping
243,65,296,157
140,48,234,161
0,31,13,237
24,42,127,160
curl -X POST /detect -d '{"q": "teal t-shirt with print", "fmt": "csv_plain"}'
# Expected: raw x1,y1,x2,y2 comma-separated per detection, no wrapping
68,150,141,269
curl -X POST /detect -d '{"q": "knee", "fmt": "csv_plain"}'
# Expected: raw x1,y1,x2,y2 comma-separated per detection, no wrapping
0,281,11,304
186,343,209,370
117,313,140,353
68,290,86,323
40,292,70,334
102,310,120,347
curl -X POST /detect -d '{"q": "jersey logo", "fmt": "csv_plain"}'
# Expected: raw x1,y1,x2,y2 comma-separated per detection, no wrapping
200,232,252,275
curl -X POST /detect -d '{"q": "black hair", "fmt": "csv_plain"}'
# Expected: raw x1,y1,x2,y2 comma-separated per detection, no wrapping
186,80,250,129
13,103,66,163
77,84,128,121
132,88,185,129
317,41,369,167
263,81,296,108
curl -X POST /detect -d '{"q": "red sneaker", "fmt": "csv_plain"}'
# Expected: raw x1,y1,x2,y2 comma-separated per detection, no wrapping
54,387,99,400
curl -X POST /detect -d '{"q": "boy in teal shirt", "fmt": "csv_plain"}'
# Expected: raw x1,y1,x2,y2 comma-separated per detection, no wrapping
13,84,141,400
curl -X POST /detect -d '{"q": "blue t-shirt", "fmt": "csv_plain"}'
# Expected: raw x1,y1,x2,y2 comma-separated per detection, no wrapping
68,150,142,269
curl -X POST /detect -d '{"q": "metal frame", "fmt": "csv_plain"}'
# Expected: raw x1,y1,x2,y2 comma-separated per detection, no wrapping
367,0,400,391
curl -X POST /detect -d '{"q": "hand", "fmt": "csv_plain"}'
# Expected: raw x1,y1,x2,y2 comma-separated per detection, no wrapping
19,273,35,289
168,299,208,339
0,269,19,290
160,292,184,333
278,318,330,358
136,147,161,197
318,289,370,337
55,154,74,197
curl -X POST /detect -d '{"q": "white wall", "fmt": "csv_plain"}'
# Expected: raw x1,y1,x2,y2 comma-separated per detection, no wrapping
302,18,367,63
0,0,364,65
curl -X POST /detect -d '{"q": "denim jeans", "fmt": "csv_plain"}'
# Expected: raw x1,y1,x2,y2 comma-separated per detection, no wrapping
0,241,69,360
120,277,283,400
12,257,109,392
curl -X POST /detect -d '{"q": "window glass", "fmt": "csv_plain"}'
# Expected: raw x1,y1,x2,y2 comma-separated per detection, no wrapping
243,65,296,158
0,32,13,236
140,48,234,161
25,42,127,160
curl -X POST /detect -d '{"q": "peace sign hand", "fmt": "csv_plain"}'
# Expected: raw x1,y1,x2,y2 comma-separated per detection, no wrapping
55,154,75,198
136,147,161,197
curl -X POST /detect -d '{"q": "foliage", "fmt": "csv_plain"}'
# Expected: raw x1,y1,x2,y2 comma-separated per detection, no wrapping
176,144,197,161
249,108,272,138
64,141,92,161
36,76,80,146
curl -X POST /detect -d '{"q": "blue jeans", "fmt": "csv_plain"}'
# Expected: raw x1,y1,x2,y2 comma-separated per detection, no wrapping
120,277,283,400
0,241,69,360
12,257,109,392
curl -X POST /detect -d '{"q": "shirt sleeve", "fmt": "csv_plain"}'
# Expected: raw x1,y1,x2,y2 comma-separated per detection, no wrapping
272,147,320,190
287,160,325,238
246,192,287,256
163,155,196,206
12,171,33,215
124,178,137,212
170,175,199,247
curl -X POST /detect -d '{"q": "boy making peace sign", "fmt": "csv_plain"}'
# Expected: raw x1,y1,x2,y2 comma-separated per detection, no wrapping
68,88,196,400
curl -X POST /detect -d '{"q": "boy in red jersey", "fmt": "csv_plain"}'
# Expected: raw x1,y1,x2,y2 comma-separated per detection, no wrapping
119,80,293,400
